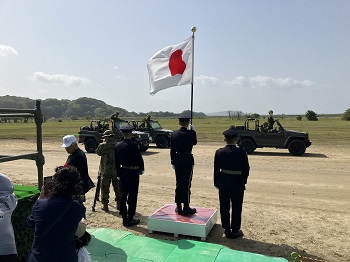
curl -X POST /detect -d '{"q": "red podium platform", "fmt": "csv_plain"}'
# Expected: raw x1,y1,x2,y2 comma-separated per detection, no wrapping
147,204,218,240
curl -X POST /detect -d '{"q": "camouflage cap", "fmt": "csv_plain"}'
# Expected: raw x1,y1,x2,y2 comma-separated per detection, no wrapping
102,130,114,137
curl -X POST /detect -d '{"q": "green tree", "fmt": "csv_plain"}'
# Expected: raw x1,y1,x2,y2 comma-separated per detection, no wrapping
341,108,350,121
305,110,318,121
296,115,302,121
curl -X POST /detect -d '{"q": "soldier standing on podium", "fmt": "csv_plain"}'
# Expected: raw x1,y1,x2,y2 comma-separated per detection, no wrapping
170,113,197,216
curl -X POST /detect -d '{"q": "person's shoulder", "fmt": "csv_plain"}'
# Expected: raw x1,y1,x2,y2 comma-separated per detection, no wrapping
72,200,86,212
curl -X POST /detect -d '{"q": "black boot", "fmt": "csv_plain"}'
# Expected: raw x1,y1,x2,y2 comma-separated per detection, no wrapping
183,203,196,215
175,203,184,215
122,215,128,227
127,217,140,226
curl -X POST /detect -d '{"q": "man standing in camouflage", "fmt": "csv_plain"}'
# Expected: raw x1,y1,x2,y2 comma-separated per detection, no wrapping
96,130,120,212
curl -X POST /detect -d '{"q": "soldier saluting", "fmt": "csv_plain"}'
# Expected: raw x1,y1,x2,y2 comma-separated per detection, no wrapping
170,113,197,216
96,130,120,212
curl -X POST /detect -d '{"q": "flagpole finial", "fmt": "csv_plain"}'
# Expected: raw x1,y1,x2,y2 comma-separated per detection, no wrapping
191,26,197,33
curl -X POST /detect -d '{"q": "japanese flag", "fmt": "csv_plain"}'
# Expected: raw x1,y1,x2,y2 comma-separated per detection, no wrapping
147,38,192,95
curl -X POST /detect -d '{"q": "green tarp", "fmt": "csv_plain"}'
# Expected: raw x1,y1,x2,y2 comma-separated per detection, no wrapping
87,228,288,262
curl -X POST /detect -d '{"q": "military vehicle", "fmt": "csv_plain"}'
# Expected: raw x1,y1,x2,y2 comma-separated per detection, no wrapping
233,118,311,156
131,119,173,148
78,118,151,153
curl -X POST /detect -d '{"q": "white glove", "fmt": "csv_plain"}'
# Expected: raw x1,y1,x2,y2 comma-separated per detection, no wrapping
190,124,196,131
172,165,175,170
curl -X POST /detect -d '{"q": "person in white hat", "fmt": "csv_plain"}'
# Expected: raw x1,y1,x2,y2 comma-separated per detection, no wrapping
0,173,18,261
61,135,94,195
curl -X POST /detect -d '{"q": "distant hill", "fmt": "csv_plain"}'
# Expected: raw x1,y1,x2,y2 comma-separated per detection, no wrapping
0,95,206,119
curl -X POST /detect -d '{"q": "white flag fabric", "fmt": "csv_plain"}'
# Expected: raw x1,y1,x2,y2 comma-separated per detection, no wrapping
147,37,192,95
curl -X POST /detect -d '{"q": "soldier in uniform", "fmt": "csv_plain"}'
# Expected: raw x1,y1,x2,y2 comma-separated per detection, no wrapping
96,130,120,212
267,110,275,130
110,111,120,122
170,113,197,215
114,125,144,227
214,127,250,239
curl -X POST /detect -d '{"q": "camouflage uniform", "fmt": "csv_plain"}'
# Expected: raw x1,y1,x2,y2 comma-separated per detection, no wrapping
96,136,120,210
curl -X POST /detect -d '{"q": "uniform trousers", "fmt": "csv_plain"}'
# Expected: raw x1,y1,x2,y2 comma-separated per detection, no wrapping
101,172,120,206
219,188,244,233
119,170,140,218
174,162,193,204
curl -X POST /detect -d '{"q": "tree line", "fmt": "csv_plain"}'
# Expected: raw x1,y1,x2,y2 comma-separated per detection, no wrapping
0,95,206,121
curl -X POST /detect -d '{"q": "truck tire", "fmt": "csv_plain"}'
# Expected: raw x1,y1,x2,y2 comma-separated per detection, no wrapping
288,140,306,156
84,139,97,153
155,136,168,148
140,145,149,152
239,139,256,154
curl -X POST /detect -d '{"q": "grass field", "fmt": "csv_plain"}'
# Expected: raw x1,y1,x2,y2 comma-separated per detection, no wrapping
0,116,349,146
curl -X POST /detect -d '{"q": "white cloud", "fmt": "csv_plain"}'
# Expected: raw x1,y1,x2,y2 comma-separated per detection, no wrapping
195,75,219,85
29,72,91,86
224,75,315,90
224,76,247,87
0,44,18,57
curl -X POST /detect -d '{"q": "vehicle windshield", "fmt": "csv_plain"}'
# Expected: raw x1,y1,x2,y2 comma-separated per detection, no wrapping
114,120,130,130
149,121,162,129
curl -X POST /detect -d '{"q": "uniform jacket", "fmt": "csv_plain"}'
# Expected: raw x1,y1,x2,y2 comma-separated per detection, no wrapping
170,127,197,165
214,145,250,191
114,139,144,176
96,139,117,176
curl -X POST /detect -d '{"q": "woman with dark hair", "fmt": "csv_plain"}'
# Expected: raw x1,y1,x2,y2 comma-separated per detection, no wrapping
27,166,86,262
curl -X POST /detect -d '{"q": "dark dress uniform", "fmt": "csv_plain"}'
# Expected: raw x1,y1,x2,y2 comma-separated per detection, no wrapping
170,115,197,214
214,128,249,238
114,125,144,226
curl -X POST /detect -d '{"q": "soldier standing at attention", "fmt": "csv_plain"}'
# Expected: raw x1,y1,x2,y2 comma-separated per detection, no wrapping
114,125,144,227
170,113,197,215
214,127,250,239
96,130,120,212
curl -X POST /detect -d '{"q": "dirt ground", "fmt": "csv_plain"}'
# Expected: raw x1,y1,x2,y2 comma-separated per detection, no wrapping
1,138,349,262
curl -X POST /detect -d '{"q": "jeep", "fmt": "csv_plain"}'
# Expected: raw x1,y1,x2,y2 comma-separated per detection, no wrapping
233,118,311,156
131,119,173,148
78,119,151,153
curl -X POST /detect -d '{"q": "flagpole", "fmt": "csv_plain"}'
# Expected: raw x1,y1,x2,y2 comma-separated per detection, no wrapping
190,26,196,124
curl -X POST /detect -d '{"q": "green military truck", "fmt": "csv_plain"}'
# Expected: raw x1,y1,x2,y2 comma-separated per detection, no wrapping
131,119,173,148
234,118,312,156
78,118,151,153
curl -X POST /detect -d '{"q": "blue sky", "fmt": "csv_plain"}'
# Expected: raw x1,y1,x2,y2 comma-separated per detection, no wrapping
1,0,349,115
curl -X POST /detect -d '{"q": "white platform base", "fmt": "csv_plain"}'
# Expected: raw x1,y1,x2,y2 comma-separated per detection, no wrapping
147,204,217,240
